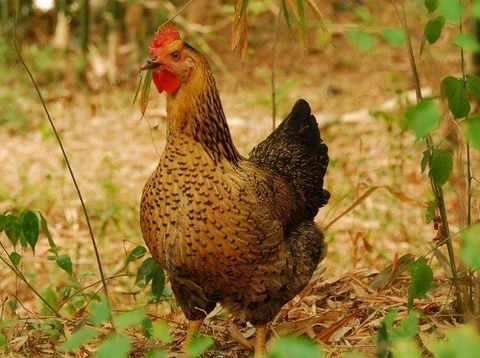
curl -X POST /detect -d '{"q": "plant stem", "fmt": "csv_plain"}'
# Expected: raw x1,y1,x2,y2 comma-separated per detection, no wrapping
458,0,472,229
12,29,112,322
458,0,475,312
396,0,463,313
0,244,61,317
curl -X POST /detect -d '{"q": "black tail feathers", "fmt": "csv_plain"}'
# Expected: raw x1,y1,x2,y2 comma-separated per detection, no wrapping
249,99,330,219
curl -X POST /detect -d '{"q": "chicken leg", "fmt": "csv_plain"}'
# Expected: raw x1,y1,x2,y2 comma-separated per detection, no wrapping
182,318,204,351
254,325,267,357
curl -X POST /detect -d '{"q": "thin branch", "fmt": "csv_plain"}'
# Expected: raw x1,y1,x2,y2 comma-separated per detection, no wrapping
160,0,196,28
57,273,129,310
12,15,112,320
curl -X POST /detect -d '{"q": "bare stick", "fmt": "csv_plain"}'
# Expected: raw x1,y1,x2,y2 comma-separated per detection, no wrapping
12,27,112,319
160,0,196,27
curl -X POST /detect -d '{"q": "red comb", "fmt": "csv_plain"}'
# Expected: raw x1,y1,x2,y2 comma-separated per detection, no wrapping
149,23,180,54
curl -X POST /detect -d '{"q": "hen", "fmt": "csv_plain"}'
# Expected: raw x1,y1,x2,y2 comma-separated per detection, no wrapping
140,24,330,356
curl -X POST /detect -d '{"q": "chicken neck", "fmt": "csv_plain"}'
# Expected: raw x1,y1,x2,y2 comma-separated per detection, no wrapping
165,58,241,165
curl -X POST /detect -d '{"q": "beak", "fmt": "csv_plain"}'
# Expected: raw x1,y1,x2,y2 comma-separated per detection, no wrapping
140,57,162,71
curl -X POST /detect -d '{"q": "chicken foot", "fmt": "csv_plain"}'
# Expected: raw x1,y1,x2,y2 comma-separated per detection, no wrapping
254,325,267,357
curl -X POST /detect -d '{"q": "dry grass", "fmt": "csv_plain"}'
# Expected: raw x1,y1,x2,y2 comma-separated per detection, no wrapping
1,1,480,357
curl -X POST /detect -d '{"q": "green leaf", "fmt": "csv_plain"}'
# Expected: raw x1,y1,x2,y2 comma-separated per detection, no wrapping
296,0,307,46
453,33,480,52
425,201,436,224
382,308,398,329
421,150,431,173
4,215,20,247
0,332,7,348
95,333,131,358
39,213,56,248
392,339,422,358
90,299,111,325
140,70,152,117
432,325,480,358
145,349,167,358
408,257,433,310
41,286,59,315
425,0,439,13
9,252,21,267
132,71,144,107
113,307,146,330
126,245,147,265
438,0,463,22
187,333,215,357
429,149,453,186
354,6,375,25
142,318,153,338
22,210,39,252
461,115,480,149
441,76,470,118
346,27,376,52
152,320,171,342
135,257,157,286
56,254,73,275
383,28,405,46
460,225,480,269
281,0,292,29
424,16,445,45
404,100,439,138
377,322,390,358
390,311,419,340
59,327,99,352
151,266,165,300
340,353,368,358
270,335,323,358
0,214,6,232
466,74,480,100
474,0,480,19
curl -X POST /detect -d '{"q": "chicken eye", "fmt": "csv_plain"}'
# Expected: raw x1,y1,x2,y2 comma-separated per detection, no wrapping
171,51,180,60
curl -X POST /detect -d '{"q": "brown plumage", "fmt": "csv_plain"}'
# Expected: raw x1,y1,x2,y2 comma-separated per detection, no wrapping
140,24,329,356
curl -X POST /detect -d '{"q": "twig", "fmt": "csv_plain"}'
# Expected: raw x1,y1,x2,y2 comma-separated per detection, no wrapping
12,13,112,321
271,1,282,130
57,273,129,310
160,0,196,28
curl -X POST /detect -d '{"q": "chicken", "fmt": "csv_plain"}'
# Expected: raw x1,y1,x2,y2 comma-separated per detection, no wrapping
139,24,330,356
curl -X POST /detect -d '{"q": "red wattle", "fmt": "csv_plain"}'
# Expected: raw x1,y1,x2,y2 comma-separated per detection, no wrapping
152,70,180,94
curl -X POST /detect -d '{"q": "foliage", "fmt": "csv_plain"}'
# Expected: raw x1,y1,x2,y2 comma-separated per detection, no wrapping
460,225,480,269
187,333,215,357
267,335,323,358
408,257,433,311
404,100,439,139
432,325,480,358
